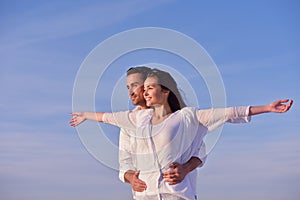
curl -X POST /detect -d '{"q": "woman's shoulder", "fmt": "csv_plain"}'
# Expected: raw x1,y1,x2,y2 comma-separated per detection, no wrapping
179,107,199,123
180,106,198,112
179,107,198,117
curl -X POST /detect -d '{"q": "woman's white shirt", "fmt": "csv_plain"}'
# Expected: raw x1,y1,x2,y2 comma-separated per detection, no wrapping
103,106,251,199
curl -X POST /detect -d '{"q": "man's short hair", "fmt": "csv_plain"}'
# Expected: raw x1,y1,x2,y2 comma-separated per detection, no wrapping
126,66,152,82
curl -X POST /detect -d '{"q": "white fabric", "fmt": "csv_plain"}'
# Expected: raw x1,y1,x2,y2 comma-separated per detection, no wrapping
118,113,206,199
104,106,251,200
119,107,140,183
118,128,137,182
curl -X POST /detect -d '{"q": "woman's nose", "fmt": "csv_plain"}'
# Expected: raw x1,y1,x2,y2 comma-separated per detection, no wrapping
143,89,148,96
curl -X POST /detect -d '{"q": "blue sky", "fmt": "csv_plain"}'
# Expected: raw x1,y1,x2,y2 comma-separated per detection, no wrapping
1,0,299,199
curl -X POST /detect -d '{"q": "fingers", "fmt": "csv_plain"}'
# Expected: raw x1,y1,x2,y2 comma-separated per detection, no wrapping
280,99,293,112
132,171,147,192
168,162,179,169
163,170,178,178
134,170,140,177
272,99,293,113
285,99,293,112
163,174,178,181
163,173,181,185
69,119,77,127
288,99,294,108
278,99,293,105
133,180,147,192
279,99,289,103
165,179,179,185
163,167,183,185
69,113,80,127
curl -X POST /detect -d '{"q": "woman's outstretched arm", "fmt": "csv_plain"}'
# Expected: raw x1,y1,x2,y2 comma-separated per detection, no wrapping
249,99,293,116
196,99,293,132
69,112,104,127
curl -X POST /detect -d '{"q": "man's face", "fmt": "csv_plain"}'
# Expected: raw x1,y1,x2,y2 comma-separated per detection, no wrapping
126,73,146,106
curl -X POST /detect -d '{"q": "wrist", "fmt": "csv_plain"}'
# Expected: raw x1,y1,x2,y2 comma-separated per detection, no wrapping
183,157,201,174
182,162,191,175
264,104,272,113
124,170,135,184
82,112,87,120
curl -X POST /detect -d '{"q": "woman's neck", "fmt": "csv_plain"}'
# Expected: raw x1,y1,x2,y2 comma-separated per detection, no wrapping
151,104,172,125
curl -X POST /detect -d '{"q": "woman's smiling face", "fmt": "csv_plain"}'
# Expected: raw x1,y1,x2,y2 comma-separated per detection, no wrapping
143,76,169,107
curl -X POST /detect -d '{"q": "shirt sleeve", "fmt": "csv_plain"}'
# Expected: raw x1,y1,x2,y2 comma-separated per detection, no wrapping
180,107,207,167
118,128,136,182
196,106,251,131
194,141,207,168
102,110,136,130
188,126,207,167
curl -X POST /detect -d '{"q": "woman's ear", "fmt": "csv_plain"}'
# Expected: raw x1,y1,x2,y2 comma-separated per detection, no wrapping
160,86,170,97
162,89,170,96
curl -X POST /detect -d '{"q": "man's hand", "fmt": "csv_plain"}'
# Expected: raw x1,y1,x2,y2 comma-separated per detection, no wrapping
163,162,188,185
129,171,147,192
69,112,86,127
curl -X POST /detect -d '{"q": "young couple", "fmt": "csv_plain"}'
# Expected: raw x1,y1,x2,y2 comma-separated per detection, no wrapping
69,67,293,200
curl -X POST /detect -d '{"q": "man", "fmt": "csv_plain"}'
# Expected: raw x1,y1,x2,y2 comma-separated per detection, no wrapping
119,66,206,199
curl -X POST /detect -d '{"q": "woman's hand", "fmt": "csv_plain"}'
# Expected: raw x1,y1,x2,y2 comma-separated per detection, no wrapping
268,99,293,113
249,99,293,116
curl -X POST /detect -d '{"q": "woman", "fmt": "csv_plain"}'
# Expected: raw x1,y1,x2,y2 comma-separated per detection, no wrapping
70,69,293,200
